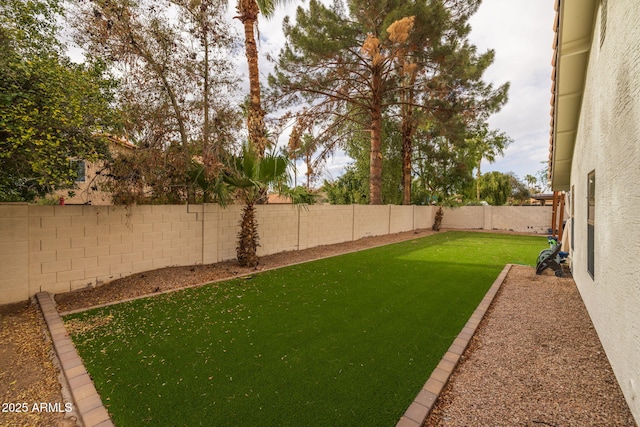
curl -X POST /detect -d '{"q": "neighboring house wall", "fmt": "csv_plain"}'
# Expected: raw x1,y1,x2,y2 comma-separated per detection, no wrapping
562,1,640,421
0,203,551,305
59,159,113,205
54,138,135,205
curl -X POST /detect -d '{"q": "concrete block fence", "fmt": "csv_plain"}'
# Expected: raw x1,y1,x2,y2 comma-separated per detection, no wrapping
0,203,551,305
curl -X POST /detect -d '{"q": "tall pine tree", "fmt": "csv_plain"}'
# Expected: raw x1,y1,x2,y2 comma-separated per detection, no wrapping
270,0,415,204
270,0,508,205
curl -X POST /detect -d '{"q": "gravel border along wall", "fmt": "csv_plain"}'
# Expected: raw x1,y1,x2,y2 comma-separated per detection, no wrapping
425,265,636,426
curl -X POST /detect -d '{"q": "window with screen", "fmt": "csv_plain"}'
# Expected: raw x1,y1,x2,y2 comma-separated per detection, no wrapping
587,171,595,278
72,160,86,183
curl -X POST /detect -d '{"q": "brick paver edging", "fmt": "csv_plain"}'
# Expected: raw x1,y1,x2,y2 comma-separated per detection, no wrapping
396,264,513,427
36,292,114,427
38,261,511,427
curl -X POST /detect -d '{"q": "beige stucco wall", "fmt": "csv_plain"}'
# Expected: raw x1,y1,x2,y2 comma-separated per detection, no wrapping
567,1,640,421
0,203,551,306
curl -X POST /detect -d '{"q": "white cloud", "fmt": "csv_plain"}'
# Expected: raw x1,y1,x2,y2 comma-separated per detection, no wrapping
469,0,556,179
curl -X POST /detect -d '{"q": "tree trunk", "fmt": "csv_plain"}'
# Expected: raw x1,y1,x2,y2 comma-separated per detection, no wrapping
432,206,443,231
476,163,481,202
369,67,383,205
159,66,193,203
239,1,268,157
237,202,260,267
401,107,414,205
131,41,194,202
203,32,210,167
401,72,417,205
305,151,311,189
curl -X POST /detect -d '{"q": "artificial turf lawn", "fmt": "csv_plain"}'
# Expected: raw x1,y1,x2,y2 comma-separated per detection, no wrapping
65,231,544,426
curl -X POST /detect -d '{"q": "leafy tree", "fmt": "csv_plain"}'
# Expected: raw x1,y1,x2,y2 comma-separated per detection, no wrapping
340,115,405,204
270,0,508,205
507,172,530,205
412,128,475,204
524,174,538,193
287,114,323,188
394,0,509,205
466,122,512,201
0,0,119,202
223,144,310,267
536,162,550,193
323,167,369,205
72,0,240,203
477,171,511,206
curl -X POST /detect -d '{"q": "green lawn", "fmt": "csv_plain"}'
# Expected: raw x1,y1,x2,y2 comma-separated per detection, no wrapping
65,231,544,426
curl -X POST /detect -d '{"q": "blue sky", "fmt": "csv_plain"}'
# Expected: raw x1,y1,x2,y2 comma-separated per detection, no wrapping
234,0,558,184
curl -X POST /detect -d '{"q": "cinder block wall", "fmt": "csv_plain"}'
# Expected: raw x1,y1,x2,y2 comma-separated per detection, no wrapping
442,206,552,233
354,205,390,239
256,205,300,255
23,205,203,298
389,206,415,233
490,206,552,234
0,203,551,305
0,204,29,303
414,206,435,229
299,205,354,249
442,207,485,229
216,204,243,262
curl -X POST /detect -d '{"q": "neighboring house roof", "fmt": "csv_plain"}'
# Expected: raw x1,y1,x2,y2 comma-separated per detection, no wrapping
104,134,137,151
532,193,555,202
267,194,293,204
549,0,598,191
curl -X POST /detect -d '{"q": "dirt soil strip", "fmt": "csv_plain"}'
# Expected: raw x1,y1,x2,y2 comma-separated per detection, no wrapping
0,300,78,427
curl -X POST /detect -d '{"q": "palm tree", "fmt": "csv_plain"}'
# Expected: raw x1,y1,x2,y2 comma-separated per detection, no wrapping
467,124,512,201
224,143,310,267
524,174,538,192
235,0,290,157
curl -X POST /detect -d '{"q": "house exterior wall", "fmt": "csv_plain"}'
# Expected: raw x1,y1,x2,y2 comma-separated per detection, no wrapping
0,203,551,306
60,159,114,205
567,1,640,420
52,140,136,206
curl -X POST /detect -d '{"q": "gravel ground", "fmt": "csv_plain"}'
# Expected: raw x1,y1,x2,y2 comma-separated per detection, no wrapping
425,265,636,426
